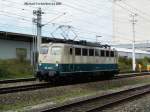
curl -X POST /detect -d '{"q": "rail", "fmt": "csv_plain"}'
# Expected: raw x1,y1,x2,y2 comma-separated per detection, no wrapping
41,84,150,112
0,77,35,84
0,72,150,94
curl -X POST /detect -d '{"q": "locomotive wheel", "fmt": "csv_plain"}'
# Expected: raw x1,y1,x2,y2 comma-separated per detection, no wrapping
49,76,59,84
38,76,43,81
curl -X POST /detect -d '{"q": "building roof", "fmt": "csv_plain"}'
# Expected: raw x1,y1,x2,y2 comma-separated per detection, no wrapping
0,31,51,42
114,47,150,54
112,43,150,50
0,31,111,48
0,31,33,42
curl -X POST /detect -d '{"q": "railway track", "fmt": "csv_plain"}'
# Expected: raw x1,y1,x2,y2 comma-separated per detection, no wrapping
0,72,150,95
0,77,35,84
0,72,149,84
41,84,150,112
0,82,51,94
114,72,150,79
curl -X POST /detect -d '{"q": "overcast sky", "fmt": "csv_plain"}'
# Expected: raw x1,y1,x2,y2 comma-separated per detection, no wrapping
0,0,150,44
0,0,112,44
113,0,150,44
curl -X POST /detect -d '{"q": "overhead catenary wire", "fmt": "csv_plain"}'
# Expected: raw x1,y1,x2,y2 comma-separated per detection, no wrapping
42,12,66,26
63,0,111,13
0,22,32,29
1,0,37,10
112,0,150,23
0,10,32,21
0,13,32,23
111,0,150,44
122,1,150,18
1,0,149,26
47,21,144,42
1,0,150,44
0,0,138,28
1,1,61,17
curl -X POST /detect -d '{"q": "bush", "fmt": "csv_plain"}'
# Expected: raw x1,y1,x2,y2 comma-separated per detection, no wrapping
118,56,150,72
118,57,132,72
0,59,33,80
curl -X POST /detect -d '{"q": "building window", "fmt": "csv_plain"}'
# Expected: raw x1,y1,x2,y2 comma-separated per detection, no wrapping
75,48,81,56
106,51,109,57
95,49,99,56
16,48,27,60
110,51,114,57
101,50,105,57
82,48,88,56
89,49,94,56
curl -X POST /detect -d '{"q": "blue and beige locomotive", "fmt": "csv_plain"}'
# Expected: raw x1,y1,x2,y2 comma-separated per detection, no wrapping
36,39,119,81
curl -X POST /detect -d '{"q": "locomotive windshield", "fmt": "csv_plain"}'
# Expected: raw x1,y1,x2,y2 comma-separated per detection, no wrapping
51,46,62,55
40,46,48,54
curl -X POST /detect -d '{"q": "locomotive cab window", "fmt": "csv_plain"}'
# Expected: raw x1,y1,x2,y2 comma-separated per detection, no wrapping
89,49,94,56
95,49,99,56
110,51,114,57
40,46,48,54
82,48,88,56
75,48,81,56
106,51,109,57
51,47,61,55
101,50,105,57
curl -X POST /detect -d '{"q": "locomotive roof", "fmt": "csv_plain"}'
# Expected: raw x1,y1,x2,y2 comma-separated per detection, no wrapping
44,38,111,49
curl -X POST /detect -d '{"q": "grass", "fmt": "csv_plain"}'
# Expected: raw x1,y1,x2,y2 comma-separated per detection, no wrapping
1,75,150,111
0,59,33,80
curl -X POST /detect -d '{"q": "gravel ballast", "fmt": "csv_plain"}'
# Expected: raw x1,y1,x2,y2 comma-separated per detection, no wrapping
0,81,42,88
102,93,150,112
1,75,150,111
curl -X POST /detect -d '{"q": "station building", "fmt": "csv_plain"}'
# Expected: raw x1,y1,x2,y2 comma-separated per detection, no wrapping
0,31,49,64
113,44,150,59
0,31,32,60
0,31,150,64
114,48,150,59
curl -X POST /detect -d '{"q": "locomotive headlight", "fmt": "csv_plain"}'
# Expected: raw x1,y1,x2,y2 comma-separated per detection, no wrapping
45,67,48,69
56,61,59,67
39,63,42,66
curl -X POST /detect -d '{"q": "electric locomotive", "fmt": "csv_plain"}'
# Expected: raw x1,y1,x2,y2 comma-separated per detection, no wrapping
36,39,119,81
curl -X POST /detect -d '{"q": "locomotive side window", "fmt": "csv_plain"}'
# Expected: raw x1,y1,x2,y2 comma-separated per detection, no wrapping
95,49,99,56
89,49,94,56
82,48,88,56
101,50,105,57
75,48,81,56
40,46,48,54
70,48,72,55
110,51,114,57
106,51,109,57
51,47,61,55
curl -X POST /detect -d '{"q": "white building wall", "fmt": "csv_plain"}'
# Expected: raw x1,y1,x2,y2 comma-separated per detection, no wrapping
118,51,150,59
0,39,32,60
114,47,150,59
